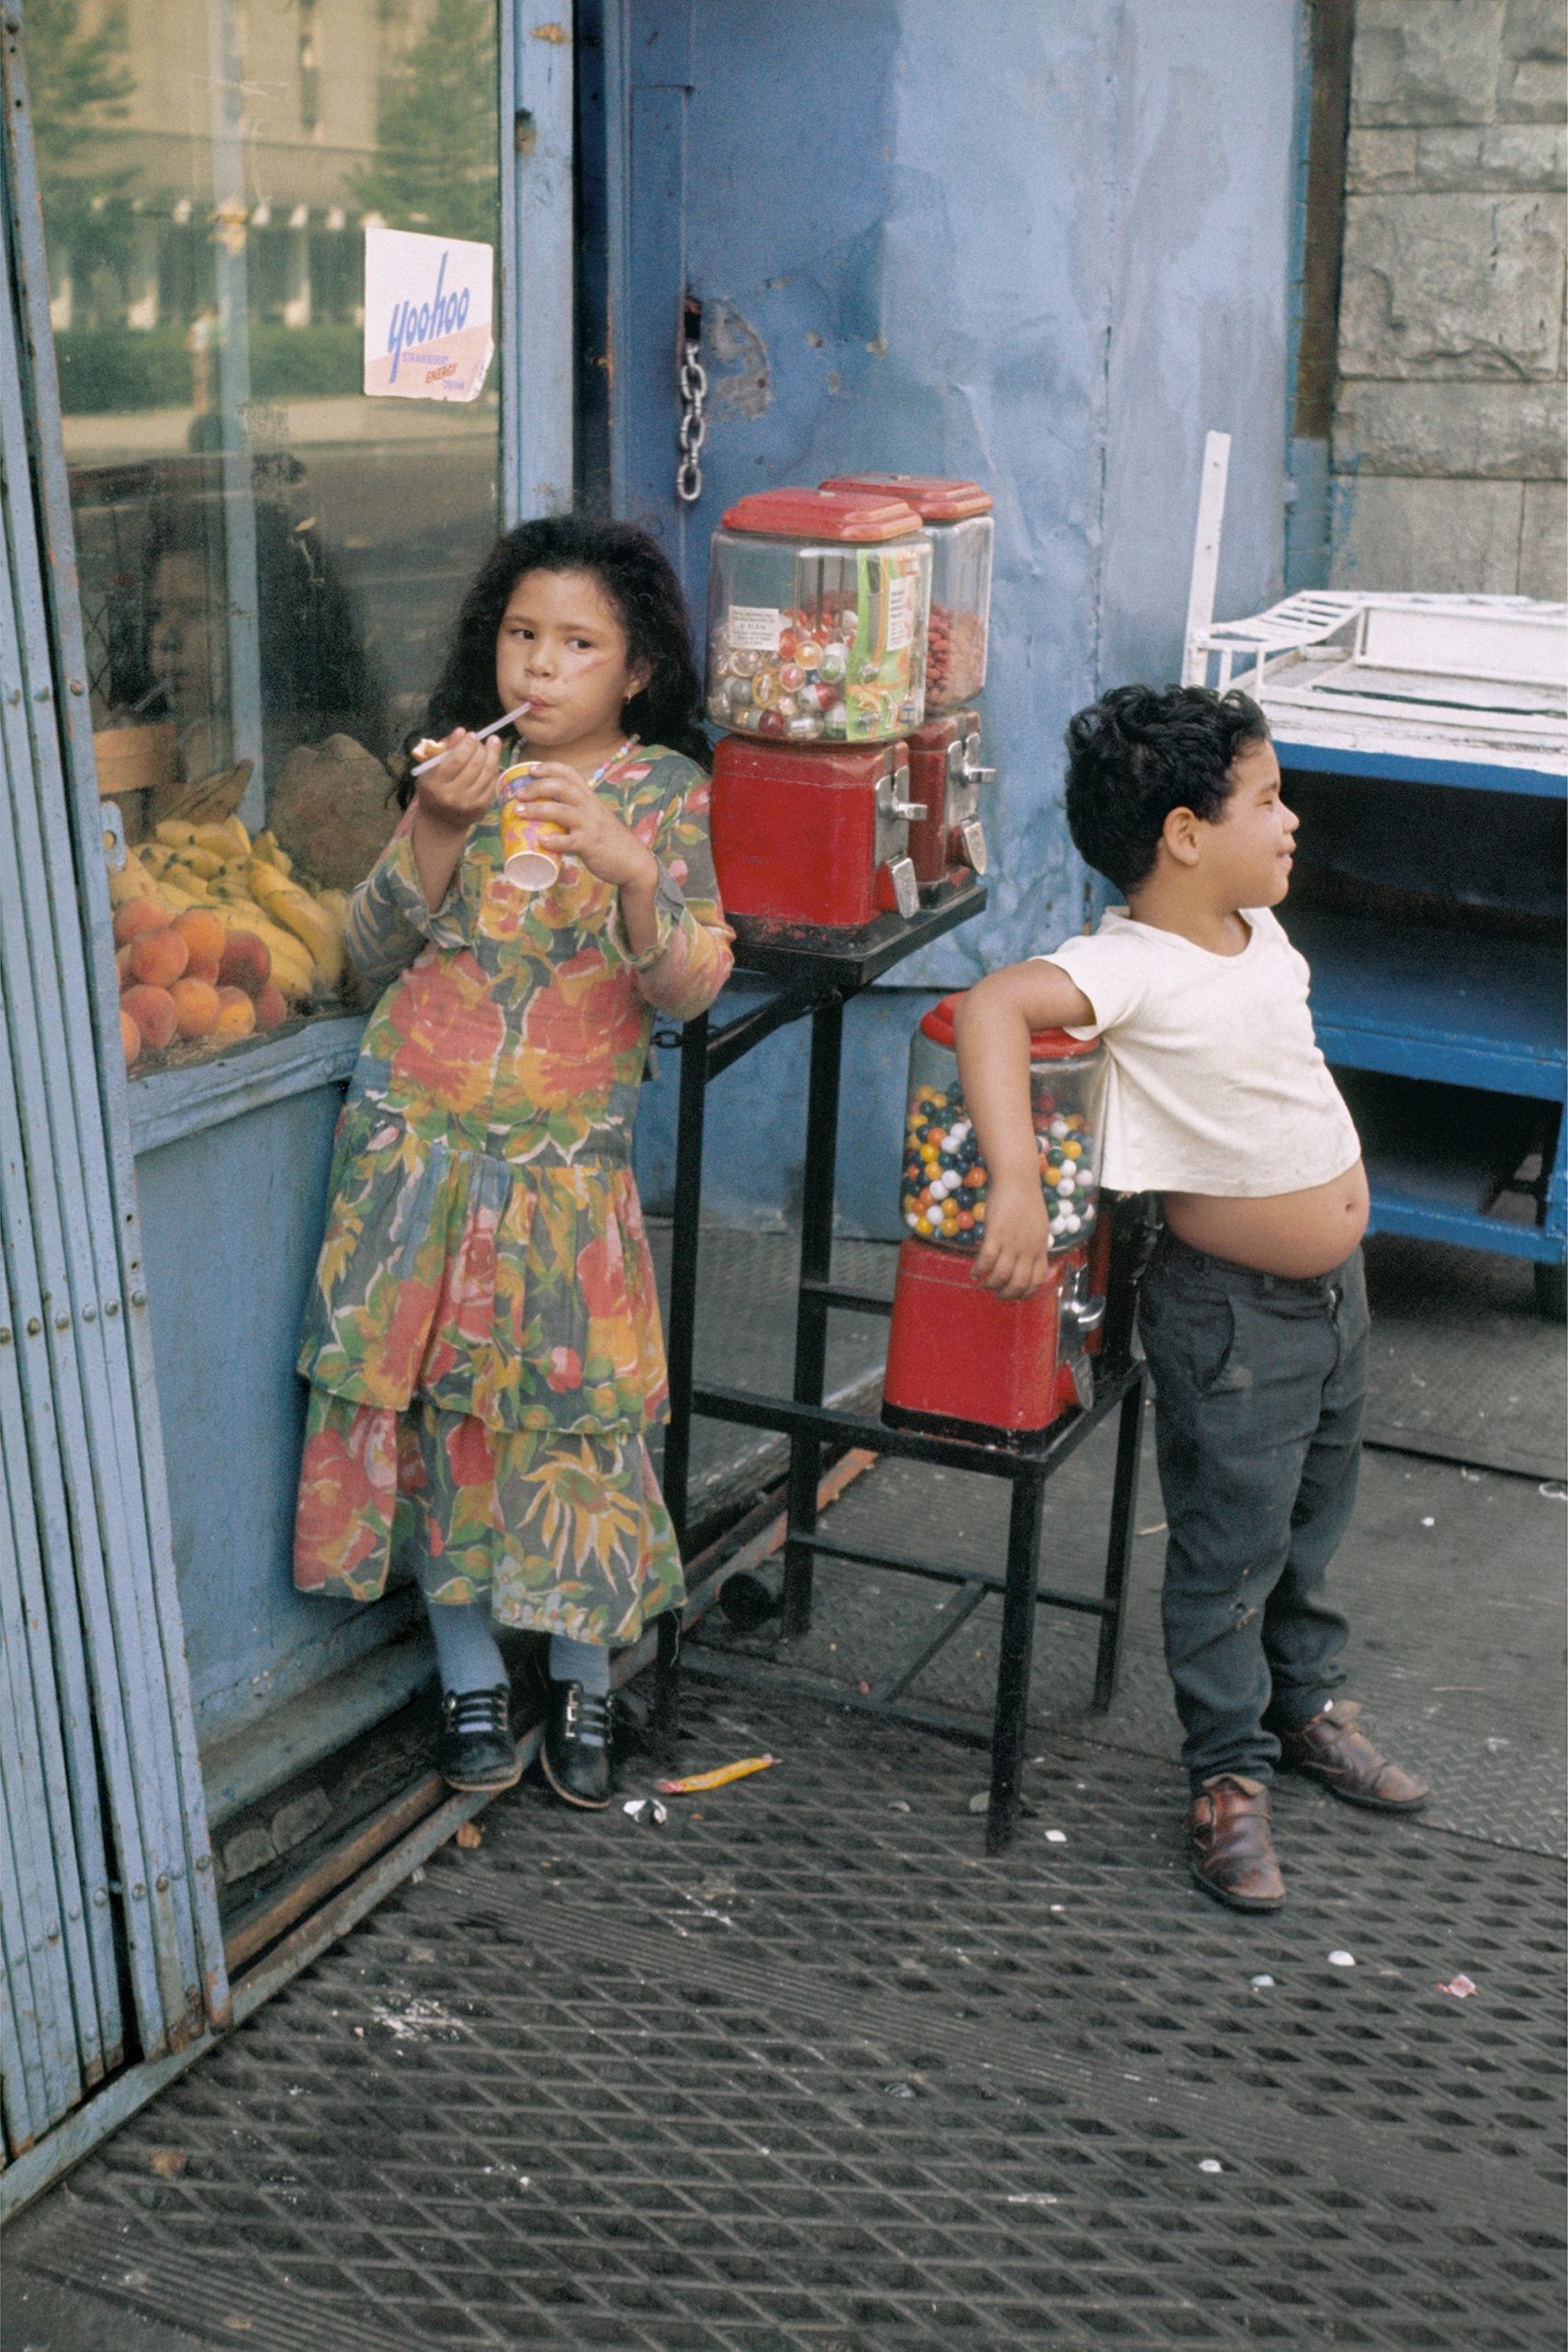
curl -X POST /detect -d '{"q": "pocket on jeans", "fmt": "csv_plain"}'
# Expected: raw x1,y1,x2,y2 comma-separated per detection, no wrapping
1141,1287,1246,1397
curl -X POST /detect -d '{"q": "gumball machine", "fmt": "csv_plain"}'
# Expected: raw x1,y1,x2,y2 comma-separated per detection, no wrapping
706,488,931,944
821,475,995,897
882,994,1109,1442
904,708,993,894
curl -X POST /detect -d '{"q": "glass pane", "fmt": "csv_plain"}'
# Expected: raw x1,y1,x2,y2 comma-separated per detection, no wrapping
35,0,502,1062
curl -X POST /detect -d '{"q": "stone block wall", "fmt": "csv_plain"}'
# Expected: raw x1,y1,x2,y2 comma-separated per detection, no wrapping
1329,0,1566,596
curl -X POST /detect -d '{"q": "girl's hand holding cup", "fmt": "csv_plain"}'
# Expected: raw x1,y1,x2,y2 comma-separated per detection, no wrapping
510,763,659,895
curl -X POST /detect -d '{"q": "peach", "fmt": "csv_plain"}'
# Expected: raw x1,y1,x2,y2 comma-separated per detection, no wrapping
214,984,256,1041
129,926,189,989
119,1006,141,1068
121,983,178,1051
254,980,288,1032
169,976,220,1040
113,899,173,948
115,943,134,983
171,909,226,984
218,929,271,996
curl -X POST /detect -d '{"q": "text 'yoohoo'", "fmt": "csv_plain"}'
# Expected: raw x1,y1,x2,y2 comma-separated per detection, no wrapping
386,250,471,384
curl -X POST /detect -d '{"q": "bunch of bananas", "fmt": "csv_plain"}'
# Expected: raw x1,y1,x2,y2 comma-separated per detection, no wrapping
108,817,349,1005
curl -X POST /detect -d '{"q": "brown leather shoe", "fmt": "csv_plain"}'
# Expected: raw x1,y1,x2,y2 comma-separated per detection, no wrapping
1187,1775,1286,1911
1278,1702,1429,1812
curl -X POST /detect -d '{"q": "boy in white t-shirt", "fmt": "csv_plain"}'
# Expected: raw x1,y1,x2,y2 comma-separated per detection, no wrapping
955,684,1428,1911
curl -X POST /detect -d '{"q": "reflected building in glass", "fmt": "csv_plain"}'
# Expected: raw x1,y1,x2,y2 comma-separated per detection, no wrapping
38,0,502,1042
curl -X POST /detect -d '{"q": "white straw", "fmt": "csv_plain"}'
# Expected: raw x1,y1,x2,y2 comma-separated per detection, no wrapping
411,697,533,777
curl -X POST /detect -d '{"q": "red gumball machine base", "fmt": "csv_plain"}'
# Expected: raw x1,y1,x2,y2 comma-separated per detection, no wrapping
882,1235,1105,1445
710,735,923,947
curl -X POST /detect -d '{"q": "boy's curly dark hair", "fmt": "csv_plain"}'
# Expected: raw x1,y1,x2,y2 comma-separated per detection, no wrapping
405,517,707,801
1064,684,1270,892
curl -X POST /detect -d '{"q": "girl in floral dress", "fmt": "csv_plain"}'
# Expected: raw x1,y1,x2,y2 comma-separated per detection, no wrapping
293,520,733,1807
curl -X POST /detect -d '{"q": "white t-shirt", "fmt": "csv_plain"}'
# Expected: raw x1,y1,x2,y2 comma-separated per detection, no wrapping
1040,905,1361,1197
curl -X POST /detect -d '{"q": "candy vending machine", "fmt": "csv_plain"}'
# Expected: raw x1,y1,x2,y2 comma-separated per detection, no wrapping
821,475,995,896
882,994,1110,1440
705,488,931,944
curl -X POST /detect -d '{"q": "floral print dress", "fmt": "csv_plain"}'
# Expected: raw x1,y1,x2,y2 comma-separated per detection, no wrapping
292,742,733,1644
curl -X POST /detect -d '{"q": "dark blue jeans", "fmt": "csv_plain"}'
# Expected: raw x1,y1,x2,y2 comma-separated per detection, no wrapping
1137,1234,1369,1791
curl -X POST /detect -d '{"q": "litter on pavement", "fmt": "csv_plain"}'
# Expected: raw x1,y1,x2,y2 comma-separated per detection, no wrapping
658,1754,778,1795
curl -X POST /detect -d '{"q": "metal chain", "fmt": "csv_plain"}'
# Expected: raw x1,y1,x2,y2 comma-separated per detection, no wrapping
676,328,707,505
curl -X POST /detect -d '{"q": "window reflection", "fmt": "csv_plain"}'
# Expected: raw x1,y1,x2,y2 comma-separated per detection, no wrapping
36,0,502,1067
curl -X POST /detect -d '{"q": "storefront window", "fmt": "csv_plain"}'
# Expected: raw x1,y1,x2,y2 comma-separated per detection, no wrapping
36,0,502,1066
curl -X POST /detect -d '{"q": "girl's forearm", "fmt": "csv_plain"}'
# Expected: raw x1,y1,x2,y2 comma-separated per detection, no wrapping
411,808,468,911
615,848,663,956
631,912,734,1020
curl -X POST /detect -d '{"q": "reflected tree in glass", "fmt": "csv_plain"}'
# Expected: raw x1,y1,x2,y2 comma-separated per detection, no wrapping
29,0,135,323
348,0,499,245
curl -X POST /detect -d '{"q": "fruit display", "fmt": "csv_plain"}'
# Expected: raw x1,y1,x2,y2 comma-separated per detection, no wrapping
107,814,350,1072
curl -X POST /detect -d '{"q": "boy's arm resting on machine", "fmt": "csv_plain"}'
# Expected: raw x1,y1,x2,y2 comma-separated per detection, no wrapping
954,961,1098,1300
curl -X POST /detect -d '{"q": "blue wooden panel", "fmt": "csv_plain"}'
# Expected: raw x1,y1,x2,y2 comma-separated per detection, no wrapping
0,589,180,2064
127,1018,366,1159
0,1238,117,2095
1367,1194,1559,1261
1289,911,1567,1102
1344,1070,1563,1268
0,1012,124,2133
0,1785,51,2149
1277,738,1567,800
502,0,575,519
132,1088,417,1749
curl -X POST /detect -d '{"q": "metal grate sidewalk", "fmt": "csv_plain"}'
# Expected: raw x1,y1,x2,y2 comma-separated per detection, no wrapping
9,1685,1563,2351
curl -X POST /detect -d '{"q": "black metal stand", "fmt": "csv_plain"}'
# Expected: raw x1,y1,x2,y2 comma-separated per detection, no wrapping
654,883,1147,1850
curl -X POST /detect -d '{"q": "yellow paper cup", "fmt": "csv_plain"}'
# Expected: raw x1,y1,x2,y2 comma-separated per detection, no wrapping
498,763,566,888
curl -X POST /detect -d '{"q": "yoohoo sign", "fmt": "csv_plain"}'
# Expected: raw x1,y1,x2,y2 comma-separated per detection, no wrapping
363,226,495,403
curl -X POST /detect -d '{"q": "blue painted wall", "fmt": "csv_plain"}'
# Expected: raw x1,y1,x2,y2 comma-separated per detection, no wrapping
619,0,1302,1233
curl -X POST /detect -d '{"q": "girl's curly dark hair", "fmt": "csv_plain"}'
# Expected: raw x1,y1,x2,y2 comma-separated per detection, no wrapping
405,517,707,801
1064,684,1270,891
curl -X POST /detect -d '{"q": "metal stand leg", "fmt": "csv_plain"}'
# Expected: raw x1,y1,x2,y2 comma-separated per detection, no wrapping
653,1013,709,1756
986,1468,1048,1855
1092,1372,1145,1712
660,1012,709,1553
781,1000,844,1641
650,1610,681,1764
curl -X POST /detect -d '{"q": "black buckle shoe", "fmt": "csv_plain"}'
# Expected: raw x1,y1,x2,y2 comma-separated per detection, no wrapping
436,1684,520,1792
540,1680,614,1810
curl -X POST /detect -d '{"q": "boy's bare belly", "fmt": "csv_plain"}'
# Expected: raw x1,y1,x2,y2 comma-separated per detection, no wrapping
1163,1159,1370,1279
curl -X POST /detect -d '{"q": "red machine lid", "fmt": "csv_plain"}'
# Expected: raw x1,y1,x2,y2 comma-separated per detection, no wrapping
920,990,1092,1059
720,487,923,542
822,473,992,521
